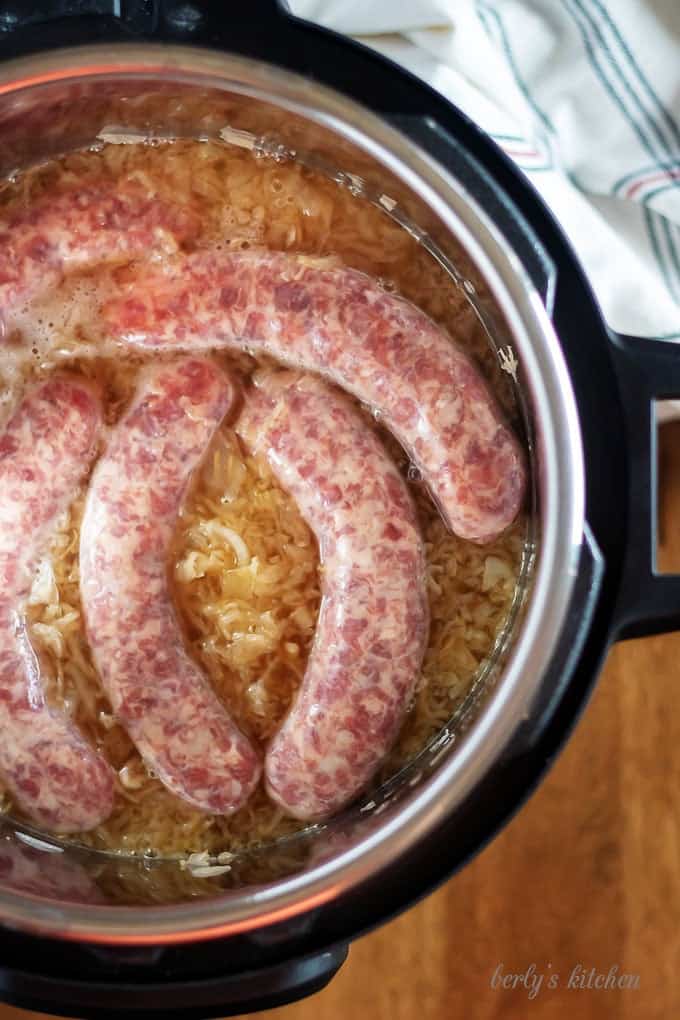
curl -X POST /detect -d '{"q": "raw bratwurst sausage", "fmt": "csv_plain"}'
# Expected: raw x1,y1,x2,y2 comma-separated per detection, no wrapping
236,370,429,821
0,376,115,832
80,358,261,815
102,250,525,543
0,182,198,334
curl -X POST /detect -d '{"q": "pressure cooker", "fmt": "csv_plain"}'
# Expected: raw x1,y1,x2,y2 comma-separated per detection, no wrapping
0,1,677,1017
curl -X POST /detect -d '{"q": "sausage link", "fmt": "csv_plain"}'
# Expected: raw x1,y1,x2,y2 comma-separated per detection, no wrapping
0,376,115,832
0,182,199,330
103,250,525,542
236,370,429,821
80,358,261,815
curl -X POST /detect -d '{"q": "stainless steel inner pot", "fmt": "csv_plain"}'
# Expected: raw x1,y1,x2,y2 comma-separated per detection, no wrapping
0,44,584,943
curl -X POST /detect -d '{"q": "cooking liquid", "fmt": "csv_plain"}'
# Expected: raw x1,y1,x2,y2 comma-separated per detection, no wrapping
0,139,525,860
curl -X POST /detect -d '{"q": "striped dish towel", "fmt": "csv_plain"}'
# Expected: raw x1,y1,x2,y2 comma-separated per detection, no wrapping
292,1,680,411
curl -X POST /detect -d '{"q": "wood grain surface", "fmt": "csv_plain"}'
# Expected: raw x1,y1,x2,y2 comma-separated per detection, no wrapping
3,423,680,1020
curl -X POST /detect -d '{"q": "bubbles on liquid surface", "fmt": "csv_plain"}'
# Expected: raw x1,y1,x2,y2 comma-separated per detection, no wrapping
377,277,397,294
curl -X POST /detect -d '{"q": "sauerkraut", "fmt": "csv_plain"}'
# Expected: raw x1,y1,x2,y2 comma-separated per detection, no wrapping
1,138,525,858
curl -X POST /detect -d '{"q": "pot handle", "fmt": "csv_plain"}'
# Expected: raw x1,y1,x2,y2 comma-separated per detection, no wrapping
0,0,290,37
0,942,349,1019
609,332,680,640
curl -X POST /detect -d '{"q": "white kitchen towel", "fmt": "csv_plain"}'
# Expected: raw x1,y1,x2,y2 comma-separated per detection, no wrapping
291,0,680,347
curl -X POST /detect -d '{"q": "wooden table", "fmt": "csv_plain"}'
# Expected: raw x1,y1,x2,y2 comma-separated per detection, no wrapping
4,424,680,1020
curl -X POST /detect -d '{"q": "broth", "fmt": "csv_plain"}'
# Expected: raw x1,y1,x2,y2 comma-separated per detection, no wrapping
0,139,524,858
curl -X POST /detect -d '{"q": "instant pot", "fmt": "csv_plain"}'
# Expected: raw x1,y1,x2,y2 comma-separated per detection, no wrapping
0,2,678,1017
